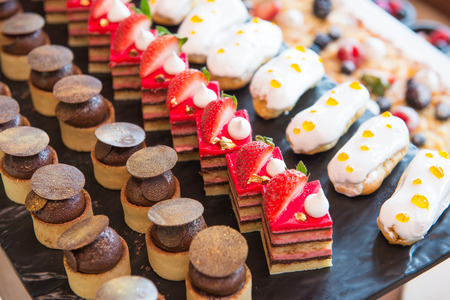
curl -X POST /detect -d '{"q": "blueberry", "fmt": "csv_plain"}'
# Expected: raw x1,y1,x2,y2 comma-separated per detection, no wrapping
340,60,355,75
313,0,331,19
310,43,321,54
411,133,426,147
376,97,391,113
396,9,406,20
435,102,450,121
328,26,342,40
313,33,332,49
405,82,431,110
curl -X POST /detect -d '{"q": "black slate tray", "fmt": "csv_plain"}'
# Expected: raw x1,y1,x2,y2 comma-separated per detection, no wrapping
1,1,450,299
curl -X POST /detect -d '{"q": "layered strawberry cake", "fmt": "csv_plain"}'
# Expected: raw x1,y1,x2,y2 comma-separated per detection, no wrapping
261,168,333,274
87,0,133,73
226,137,286,233
67,0,92,46
43,0,68,24
150,0,194,26
110,13,154,101
167,68,220,161
140,33,188,131
196,96,252,196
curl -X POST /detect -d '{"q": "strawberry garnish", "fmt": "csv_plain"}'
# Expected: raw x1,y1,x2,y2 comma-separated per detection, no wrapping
263,169,307,224
235,136,275,187
200,97,237,143
140,35,180,77
90,0,113,19
251,1,280,20
167,69,208,108
113,14,150,54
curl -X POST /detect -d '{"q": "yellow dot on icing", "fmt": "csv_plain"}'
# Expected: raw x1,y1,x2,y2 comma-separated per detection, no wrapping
326,97,339,106
217,48,225,53
396,213,410,223
293,128,300,135
191,15,203,23
412,178,422,185
439,151,449,159
382,111,392,118
310,110,317,113
360,145,370,151
206,0,214,2
270,79,281,88
362,130,374,138
302,120,315,131
235,43,240,46
349,81,362,90
318,57,323,63
331,90,335,94
285,56,292,59
425,153,434,158
191,31,196,35
291,63,301,73
296,45,306,52
386,124,392,129
430,166,444,179
267,69,273,73
337,152,349,162
346,165,354,173
237,30,244,34
211,10,216,13
150,0,155,3
252,17,260,23
411,194,429,210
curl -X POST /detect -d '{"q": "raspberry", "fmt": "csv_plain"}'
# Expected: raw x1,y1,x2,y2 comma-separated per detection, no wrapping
337,39,364,66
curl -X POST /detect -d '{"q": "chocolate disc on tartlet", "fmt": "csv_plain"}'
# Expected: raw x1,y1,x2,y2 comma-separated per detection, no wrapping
0,96,19,124
24,194,47,212
148,198,204,227
1,13,44,36
127,146,178,179
30,163,85,201
0,82,11,97
190,226,248,278
95,122,145,148
96,275,158,300
57,215,109,251
53,74,102,104
0,126,49,156
28,45,74,73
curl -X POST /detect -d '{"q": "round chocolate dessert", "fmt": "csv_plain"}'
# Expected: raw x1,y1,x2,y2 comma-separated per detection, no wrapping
0,0,21,21
0,96,28,132
0,82,11,96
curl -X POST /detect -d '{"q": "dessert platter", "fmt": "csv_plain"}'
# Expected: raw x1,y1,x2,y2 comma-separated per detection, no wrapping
0,0,450,299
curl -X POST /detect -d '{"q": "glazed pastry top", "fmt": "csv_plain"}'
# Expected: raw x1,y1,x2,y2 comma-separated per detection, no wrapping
379,150,450,243
286,81,369,153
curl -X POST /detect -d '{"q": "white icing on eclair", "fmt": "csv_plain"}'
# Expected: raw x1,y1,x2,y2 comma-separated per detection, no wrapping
177,0,249,59
206,18,282,78
150,0,193,25
286,81,369,154
327,112,409,196
249,46,325,111
379,150,450,244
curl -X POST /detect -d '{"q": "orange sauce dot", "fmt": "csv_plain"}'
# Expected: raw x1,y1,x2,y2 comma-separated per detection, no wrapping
360,145,370,151
382,111,392,118
430,166,444,179
396,213,410,223
346,165,354,173
237,30,244,34
267,69,273,73
302,120,315,131
326,97,339,106
350,81,362,90
252,17,259,23
291,63,301,73
386,124,392,129
411,194,429,210
296,45,306,52
318,57,323,63
362,130,374,138
270,79,281,88
425,153,434,158
439,151,449,159
293,128,300,135
191,31,196,35
191,15,203,23
217,48,225,53
337,152,349,162
412,178,422,185
310,110,317,113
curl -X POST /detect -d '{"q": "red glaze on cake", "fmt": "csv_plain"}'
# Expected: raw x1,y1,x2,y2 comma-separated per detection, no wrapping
88,0,132,35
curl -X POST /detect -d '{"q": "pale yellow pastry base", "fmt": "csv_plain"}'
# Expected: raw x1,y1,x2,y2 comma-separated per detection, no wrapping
120,178,181,233
152,12,176,26
0,146,58,204
187,54,206,65
113,89,142,101
145,224,190,281
91,151,130,190
64,237,131,300
253,95,295,120
68,36,89,47
31,189,94,249
59,100,115,152
0,51,31,81
45,13,68,24
211,73,252,91
376,217,416,246
204,184,229,197
28,79,60,117
88,62,110,74
143,119,171,132
185,265,252,300
177,151,200,162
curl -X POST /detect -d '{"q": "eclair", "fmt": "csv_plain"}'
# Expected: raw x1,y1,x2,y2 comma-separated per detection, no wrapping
150,0,193,26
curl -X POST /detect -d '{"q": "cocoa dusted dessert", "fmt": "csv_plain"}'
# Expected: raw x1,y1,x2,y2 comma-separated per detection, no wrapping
54,74,115,152
146,198,207,281
186,226,252,300
0,0,22,26
24,163,94,249
28,45,81,117
0,95,30,134
96,275,164,300
120,145,180,233
0,13,50,81
0,126,58,204
91,122,146,190
0,81,11,96
57,215,131,300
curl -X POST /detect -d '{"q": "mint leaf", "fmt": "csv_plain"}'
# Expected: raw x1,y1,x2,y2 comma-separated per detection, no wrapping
255,135,275,148
296,161,307,175
221,92,237,107
140,0,151,20
201,67,210,82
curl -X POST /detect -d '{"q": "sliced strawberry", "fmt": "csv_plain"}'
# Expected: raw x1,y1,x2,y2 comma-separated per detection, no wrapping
251,1,280,21
263,169,307,224
91,0,113,19
235,141,274,187
167,69,207,108
200,97,237,143
140,35,180,77
113,14,150,54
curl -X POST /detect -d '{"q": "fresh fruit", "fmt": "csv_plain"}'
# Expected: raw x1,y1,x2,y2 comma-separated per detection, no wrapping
251,0,280,21
388,0,403,18
328,26,342,40
166,69,207,108
376,97,391,113
200,97,237,143
361,73,391,96
313,33,332,50
113,14,150,54
411,133,426,147
91,0,113,19
340,60,356,75
435,102,450,121
405,81,431,110
263,169,307,223
235,137,274,187
391,106,419,133
313,0,331,19
430,28,450,48
337,39,364,66
140,35,180,77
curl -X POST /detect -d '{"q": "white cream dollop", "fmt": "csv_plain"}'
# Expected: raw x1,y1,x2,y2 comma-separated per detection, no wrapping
107,0,130,23
413,69,440,92
135,30,156,51
266,158,286,178
163,52,185,75
366,99,380,115
275,9,304,28
227,117,251,140
364,37,386,61
304,188,329,218
193,83,217,108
